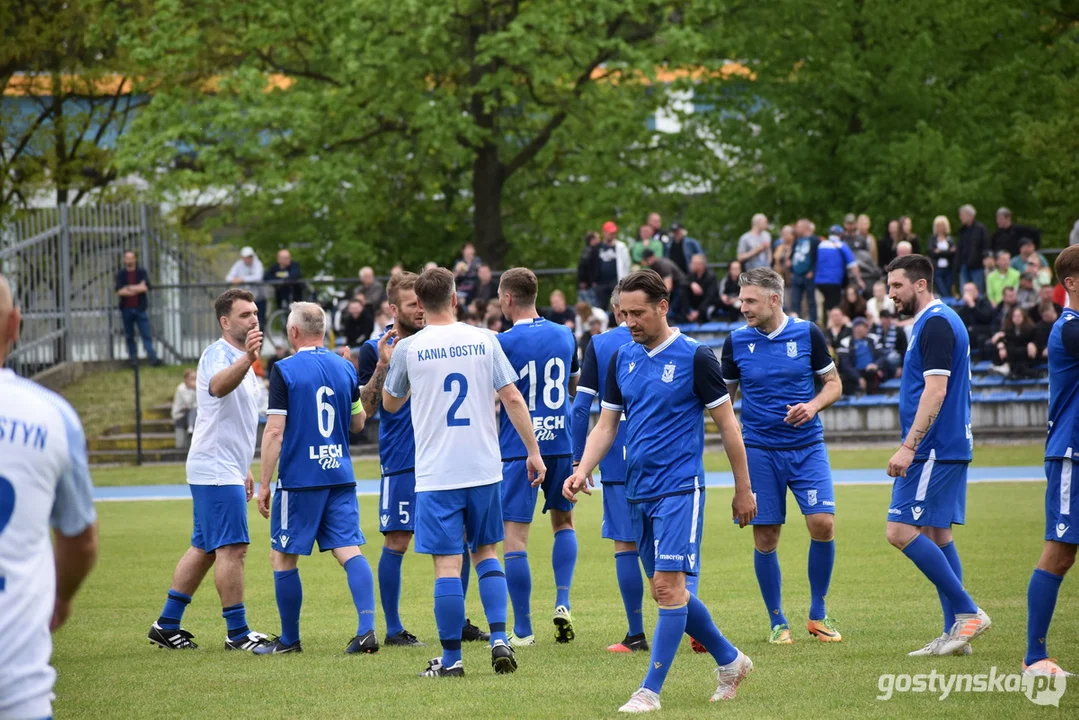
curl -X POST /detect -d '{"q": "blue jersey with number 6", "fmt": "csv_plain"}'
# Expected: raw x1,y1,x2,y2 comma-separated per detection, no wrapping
496,318,579,459
268,347,359,490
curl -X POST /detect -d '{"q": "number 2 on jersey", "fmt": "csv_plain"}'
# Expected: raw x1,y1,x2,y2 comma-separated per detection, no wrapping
0,476,14,591
444,373,470,427
518,358,566,411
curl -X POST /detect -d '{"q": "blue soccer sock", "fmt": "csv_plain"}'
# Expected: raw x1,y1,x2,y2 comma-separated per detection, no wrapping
615,551,645,637
222,603,249,640
685,594,739,666
461,547,472,601
476,557,508,645
937,541,963,633
686,571,700,597
754,549,787,627
1025,568,1064,666
157,589,191,630
434,577,465,667
641,604,689,694
273,569,303,646
808,539,835,621
378,548,406,636
344,555,376,636
901,535,977,615
552,528,577,610
504,551,533,638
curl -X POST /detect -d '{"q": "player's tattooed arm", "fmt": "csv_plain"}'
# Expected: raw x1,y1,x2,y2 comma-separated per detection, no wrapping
360,363,388,418
905,375,947,451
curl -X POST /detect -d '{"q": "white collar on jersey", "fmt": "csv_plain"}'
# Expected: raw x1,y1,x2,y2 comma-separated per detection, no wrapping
646,327,681,358
513,316,543,326
296,345,320,353
912,298,944,324
754,313,790,340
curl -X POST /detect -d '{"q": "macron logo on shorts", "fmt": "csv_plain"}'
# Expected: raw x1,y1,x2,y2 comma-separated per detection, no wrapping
279,535,290,548
911,507,924,521
1057,523,1069,539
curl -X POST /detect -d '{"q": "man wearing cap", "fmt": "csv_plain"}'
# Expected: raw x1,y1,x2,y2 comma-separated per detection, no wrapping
595,221,631,312
664,222,704,275
227,247,267,326
991,208,1041,257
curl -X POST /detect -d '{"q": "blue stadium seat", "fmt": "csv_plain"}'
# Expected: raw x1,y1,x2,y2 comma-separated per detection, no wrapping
1021,390,1050,402
704,338,725,349
972,375,1004,387
978,390,1020,402
972,360,993,373
677,323,701,333
698,322,728,333
880,378,902,391
942,297,964,308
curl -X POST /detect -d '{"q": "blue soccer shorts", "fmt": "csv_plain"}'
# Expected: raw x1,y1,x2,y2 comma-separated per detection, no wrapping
887,454,967,529
602,483,636,542
632,487,706,578
745,443,835,525
269,485,365,556
1045,458,1079,544
415,482,504,556
190,484,249,552
501,455,575,523
379,470,417,534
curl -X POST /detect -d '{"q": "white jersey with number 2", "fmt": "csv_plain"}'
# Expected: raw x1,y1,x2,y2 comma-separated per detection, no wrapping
0,369,97,720
384,323,518,492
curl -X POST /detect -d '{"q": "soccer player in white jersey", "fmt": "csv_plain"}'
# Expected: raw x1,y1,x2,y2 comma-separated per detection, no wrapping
565,270,757,713
0,273,99,720
147,289,271,652
383,267,545,678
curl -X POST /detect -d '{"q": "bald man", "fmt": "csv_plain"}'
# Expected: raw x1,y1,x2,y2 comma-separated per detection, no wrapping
0,274,100,719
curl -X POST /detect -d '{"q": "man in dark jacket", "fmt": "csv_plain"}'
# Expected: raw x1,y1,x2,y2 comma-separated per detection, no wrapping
837,318,884,394
991,207,1041,256
956,281,995,357
681,253,718,323
956,204,990,294
338,296,374,348
115,250,162,366
263,248,305,310
576,231,600,305
664,222,704,274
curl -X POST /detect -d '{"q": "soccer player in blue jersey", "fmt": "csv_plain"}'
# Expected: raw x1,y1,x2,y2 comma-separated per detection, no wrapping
254,302,377,655
884,254,991,657
572,283,651,653
1022,244,1079,677
383,267,545,678
565,270,757,713
356,272,489,646
495,267,581,646
721,267,844,645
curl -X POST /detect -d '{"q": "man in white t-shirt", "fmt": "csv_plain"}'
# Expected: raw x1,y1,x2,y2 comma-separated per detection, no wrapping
147,288,271,652
383,267,544,678
737,213,773,271
0,274,99,720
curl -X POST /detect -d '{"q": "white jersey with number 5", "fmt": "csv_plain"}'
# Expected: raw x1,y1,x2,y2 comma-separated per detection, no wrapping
384,323,518,492
0,369,96,720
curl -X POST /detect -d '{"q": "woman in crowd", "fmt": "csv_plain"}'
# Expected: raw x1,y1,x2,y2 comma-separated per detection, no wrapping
839,283,867,321
898,216,921,255
927,215,957,298
991,306,1038,378
878,219,901,270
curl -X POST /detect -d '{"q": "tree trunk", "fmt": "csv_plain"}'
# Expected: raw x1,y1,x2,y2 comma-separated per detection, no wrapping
472,143,506,268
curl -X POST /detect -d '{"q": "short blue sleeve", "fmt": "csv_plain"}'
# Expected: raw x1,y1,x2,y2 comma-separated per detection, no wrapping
841,243,856,266
808,323,835,373
720,334,739,383
570,348,580,378
693,345,731,409
1062,319,1079,360
601,348,624,411
267,364,289,415
920,316,955,376
577,341,599,396
50,407,97,537
356,341,378,386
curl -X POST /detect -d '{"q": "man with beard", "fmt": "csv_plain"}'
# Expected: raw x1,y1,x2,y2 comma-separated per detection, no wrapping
148,289,270,652
358,272,488,647
885,255,991,657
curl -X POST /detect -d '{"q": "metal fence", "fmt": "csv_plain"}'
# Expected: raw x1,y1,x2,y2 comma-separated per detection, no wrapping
0,204,219,377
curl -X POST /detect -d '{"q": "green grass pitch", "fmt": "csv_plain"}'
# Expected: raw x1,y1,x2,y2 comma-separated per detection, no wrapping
55,482,1074,719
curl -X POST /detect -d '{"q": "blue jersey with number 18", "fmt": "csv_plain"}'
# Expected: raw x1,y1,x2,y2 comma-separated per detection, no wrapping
497,318,579,459
267,347,359,490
